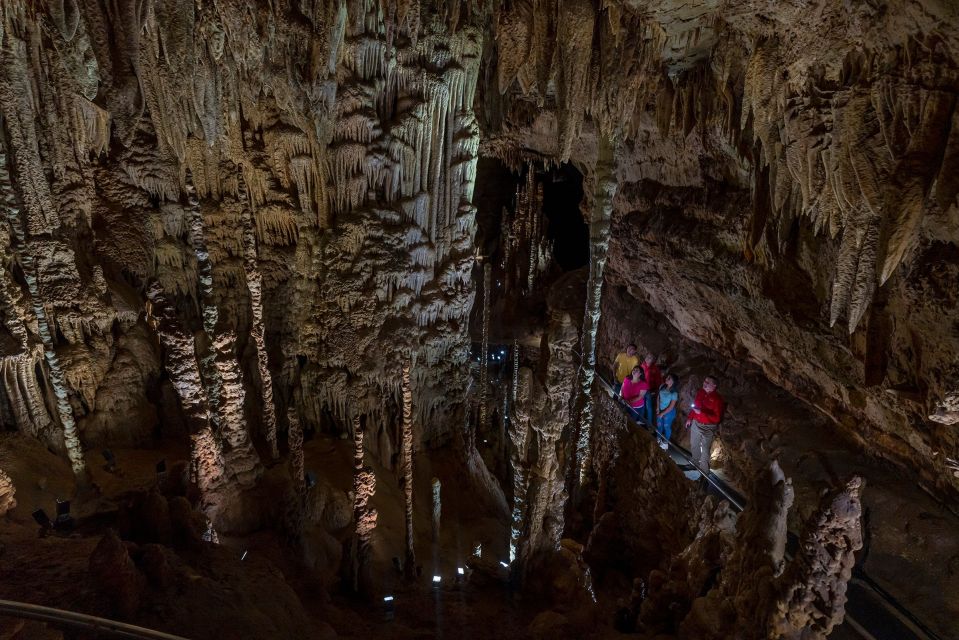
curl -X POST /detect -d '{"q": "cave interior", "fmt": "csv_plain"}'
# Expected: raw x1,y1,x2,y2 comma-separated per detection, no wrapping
0,1,958,639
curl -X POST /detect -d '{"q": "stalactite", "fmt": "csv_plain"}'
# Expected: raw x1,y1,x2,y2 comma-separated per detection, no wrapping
556,0,596,162
574,135,617,486
501,207,512,294
0,141,87,484
479,262,491,434
401,360,416,579
238,172,279,459
0,190,52,441
525,179,543,294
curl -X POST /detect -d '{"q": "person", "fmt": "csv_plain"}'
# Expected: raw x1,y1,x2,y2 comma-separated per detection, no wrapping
641,353,663,427
620,366,648,422
655,373,678,450
685,376,725,475
613,344,639,393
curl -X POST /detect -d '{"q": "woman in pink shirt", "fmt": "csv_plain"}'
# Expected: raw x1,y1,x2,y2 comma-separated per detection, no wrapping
620,366,649,423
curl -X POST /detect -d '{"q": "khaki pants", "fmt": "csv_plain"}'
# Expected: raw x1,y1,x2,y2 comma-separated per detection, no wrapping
690,419,719,473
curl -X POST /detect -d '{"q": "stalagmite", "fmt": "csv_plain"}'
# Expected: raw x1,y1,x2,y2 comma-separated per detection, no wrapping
288,406,305,493
515,311,577,579
509,366,536,563
512,339,520,401
431,477,441,542
183,171,224,429
769,476,864,639
401,361,416,579
573,135,617,486
239,173,279,460
0,143,87,485
146,281,225,507
479,262,492,432
184,171,260,486
0,467,16,517
349,414,377,594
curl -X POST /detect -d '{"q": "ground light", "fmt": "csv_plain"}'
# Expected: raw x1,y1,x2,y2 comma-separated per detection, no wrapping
432,575,442,583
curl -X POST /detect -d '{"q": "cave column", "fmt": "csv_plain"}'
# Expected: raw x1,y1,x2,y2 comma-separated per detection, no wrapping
184,171,261,486
573,134,618,486
349,414,377,595
238,172,279,460
287,406,305,492
146,281,225,507
478,261,492,436
401,360,416,579
508,366,533,562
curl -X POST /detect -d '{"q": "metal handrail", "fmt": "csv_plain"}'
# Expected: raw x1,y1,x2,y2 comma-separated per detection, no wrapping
0,600,190,640
595,372,746,510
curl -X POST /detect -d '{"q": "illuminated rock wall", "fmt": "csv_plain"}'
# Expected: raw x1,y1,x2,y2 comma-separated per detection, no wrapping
0,1,482,479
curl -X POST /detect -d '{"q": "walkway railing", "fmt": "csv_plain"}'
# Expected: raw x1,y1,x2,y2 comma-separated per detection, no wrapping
0,600,190,640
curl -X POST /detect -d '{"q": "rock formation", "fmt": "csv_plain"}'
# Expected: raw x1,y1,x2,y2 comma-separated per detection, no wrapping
572,134,617,487
513,308,578,580
0,466,15,517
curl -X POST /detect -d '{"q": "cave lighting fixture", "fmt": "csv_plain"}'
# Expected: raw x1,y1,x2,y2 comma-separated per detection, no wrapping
432,575,442,583
457,567,465,575
499,561,509,568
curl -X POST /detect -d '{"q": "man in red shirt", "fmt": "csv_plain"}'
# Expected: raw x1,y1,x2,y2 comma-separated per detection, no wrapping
641,353,663,426
685,376,725,475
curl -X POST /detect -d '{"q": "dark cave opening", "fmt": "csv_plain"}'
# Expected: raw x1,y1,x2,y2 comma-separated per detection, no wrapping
541,163,587,272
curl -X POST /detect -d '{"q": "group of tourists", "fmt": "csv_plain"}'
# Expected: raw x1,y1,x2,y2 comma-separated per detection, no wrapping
612,344,726,476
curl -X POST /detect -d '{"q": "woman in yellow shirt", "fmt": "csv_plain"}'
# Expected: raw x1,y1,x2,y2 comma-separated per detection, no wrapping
613,343,639,392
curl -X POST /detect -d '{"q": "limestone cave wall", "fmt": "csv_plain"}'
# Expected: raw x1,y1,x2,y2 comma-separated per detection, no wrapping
0,0,483,481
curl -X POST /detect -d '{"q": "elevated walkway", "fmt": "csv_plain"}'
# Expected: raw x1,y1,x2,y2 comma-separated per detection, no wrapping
594,372,943,640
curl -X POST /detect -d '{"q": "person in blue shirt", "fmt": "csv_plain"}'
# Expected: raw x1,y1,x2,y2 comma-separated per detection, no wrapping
655,373,679,450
